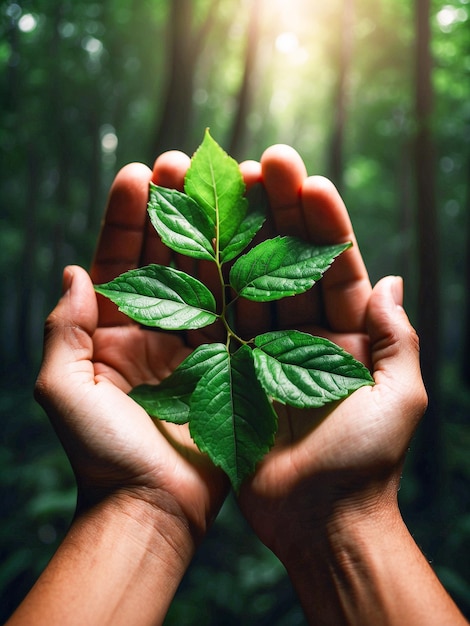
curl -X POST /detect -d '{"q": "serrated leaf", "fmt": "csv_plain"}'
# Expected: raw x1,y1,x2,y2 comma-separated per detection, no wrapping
189,345,277,491
184,129,248,254
253,330,374,408
230,236,351,302
219,183,267,263
94,265,218,330
147,183,216,261
129,344,227,424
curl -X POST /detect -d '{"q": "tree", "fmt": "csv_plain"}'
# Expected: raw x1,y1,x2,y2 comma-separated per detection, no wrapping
227,0,264,160
328,0,355,191
463,152,470,387
149,0,222,158
412,0,443,510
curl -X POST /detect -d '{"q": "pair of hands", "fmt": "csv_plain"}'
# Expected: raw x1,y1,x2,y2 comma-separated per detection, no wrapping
35,145,427,564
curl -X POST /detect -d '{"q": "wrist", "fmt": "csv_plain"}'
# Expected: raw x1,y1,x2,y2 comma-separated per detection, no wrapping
74,487,199,570
8,487,198,626
272,480,401,568
276,491,465,626
276,496,396,624
272,488,406,625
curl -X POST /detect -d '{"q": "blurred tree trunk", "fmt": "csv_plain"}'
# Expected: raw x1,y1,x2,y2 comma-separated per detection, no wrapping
328,0,355,191
412,0,443,511
17,145,40,373
397,139,414,285
4,9,20,114
149,0,221,158
3,10,22,372
85,107,103,234
227,0,263,160
462,154,470,386
49,5,70,297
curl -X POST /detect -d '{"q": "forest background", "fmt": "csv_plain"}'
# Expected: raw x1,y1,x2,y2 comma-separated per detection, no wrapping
1,0,470,622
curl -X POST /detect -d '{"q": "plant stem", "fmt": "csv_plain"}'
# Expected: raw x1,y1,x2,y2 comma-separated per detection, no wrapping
210,160,246,350
214,260,246,349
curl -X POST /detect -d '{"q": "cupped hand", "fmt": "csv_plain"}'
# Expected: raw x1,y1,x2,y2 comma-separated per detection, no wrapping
35,158,229,544
234,146,427,562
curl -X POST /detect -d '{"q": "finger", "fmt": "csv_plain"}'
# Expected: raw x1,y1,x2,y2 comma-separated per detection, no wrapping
152,150,190,190
91,163,152,326
368,276,420,378
258,145,320,329
301,176,372,332
367,276,427,431
239,159,262,191
260,144,307,235
140,151,192,267
35,266,97,416
232,159,270,338
91,163,152,283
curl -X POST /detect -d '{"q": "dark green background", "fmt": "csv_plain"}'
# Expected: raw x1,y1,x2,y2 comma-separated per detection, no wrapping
1,0,469,622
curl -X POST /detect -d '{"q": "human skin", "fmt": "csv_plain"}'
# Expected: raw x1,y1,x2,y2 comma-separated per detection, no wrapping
7,146,467,625
236,148,467,625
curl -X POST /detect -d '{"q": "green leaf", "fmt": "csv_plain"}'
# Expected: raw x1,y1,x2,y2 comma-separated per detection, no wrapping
189,345,278,491
147,183,216,261
184,129,248,254
229,236,352,301
219,183,267,263
94,265,218,330
253,330,374,408
129,344,227,424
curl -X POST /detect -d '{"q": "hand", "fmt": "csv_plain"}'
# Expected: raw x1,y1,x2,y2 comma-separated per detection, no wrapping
233,148,468,626
35,157,229,545
19,155,236,626
234,147,427,558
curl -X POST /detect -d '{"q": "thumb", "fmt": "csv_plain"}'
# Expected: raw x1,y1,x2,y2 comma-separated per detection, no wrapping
367,276,427,424
35,266,98,413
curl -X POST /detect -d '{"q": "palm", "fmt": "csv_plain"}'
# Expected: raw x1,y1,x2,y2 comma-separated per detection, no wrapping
236,390,372,543
49,279,226,535
82,157,231,531
230,146,388,548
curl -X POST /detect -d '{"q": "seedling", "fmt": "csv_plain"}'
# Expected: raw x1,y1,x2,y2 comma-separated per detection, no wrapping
95,130,374,490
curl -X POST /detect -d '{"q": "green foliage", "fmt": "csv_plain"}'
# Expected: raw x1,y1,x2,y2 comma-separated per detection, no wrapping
95,265,218,330
130,343,227,425
189,344,278,486
185,130,249,250
253,331,374,408
96,131,373,490
230,238,351,301
148,186,217,261
2,0,470,619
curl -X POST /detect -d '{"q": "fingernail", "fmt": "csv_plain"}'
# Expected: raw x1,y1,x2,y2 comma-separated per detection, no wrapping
391,276,403,307
62,266,73,294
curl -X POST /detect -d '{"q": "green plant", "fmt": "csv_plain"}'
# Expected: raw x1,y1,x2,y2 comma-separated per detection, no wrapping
95,130,374,490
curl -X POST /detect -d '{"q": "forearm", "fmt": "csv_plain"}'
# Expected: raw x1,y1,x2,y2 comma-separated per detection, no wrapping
280,500,467,626
6,494,195,626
